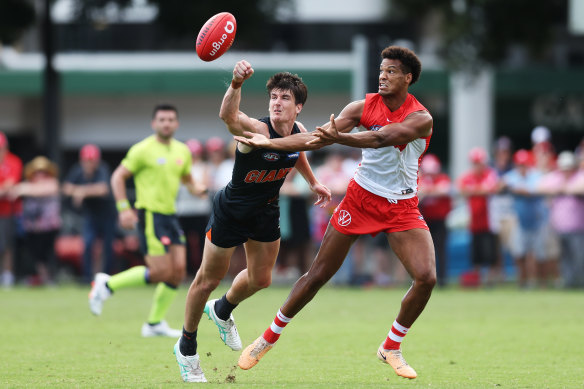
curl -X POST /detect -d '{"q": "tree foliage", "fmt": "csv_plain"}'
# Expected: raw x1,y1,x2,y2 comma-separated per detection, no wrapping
391,0,566,70
0,0,36,45
73,0,291,47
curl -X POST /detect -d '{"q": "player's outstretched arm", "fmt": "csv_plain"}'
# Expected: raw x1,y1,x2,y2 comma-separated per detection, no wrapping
219,60,266,137
315,110,432,149
306,100,363,147
234,131,326,151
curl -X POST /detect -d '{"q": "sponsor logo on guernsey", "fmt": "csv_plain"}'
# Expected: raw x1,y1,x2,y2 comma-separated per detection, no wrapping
176,158,183,166
160,236,171,245
369,125,383,131
286,152,299,160
263,152,280,161
337,209,352,227
157,157,166,165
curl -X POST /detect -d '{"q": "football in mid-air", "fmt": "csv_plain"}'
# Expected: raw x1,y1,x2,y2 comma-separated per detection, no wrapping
196,12,237,62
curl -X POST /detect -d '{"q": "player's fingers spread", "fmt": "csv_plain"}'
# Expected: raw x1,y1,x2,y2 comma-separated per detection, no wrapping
316,196,329,207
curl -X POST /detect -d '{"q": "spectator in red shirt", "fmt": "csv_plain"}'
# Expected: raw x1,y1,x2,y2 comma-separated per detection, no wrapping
457,147,499,285
0,132,23,288
418,153,452,287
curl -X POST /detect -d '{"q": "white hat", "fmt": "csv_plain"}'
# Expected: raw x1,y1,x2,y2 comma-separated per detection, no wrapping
557,151,576,171
531,126,550,144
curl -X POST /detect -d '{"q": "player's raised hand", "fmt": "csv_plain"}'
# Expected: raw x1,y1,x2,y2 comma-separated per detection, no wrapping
232,60,254,86
233,131,271,148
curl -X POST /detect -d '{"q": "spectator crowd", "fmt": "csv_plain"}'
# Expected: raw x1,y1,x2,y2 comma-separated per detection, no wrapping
1,126,583,289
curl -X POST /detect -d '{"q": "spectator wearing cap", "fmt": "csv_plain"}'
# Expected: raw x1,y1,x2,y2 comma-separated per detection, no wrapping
10,156,61,285
457,147,500,286
175,139,211,274
418,154,452,287
0,132,22,287
538,150,584,288
530,126,557,172
501,150,550,288
62,144,117,284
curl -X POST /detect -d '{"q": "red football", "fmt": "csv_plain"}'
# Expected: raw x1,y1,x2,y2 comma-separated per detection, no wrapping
196,12,237,62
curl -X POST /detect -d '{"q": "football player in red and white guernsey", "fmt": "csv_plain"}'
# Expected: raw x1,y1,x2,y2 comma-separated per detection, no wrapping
235,46,435,379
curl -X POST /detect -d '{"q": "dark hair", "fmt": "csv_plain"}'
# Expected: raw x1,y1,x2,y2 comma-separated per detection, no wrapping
266,72,308,106
152,103,179,119
381,46,422,86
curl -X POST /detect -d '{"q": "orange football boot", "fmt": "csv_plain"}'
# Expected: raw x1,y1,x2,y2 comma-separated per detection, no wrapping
377,345,417,379
238,336,273,370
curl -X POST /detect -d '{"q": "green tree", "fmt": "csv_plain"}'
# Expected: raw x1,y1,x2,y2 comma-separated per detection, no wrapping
0,0,36,45
72,0,292,47
391,0,566,70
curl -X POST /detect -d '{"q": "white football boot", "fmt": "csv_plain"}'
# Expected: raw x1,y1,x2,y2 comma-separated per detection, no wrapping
88,273,111,316
204,299,242,350
174,338,207,383
141,320,182,338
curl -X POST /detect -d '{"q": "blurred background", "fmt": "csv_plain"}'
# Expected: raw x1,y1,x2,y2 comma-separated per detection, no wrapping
1,0,583,289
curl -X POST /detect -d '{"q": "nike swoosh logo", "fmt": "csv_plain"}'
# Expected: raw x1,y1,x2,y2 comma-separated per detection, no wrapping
379,351,386,360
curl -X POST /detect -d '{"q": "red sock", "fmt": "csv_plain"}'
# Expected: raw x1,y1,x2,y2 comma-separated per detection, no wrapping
262,309,292,344
382,320,410,350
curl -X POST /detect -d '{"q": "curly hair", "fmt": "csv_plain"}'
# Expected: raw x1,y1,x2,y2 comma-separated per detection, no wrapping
266,72,308,106
381,46,422,86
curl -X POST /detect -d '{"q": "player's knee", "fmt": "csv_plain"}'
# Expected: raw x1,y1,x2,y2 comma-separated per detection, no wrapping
250,273,272,290
192,270,221,292
199,277,221,294
416,269,437,290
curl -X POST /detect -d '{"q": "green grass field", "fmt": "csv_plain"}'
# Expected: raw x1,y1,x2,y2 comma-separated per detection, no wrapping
1,283,583,388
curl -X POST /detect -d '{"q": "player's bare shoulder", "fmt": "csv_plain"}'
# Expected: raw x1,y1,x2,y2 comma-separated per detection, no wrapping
406,110,433,137
333,99,365,133
341,99,366,120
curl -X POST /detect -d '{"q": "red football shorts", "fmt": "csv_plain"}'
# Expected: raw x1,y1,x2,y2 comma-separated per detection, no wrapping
330,179,429,236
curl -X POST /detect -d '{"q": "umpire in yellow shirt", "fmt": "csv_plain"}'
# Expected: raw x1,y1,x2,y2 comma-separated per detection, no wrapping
89,103,207,337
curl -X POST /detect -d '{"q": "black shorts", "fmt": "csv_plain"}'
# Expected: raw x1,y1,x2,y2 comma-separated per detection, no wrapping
137,209,185,256
206,192,281,248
